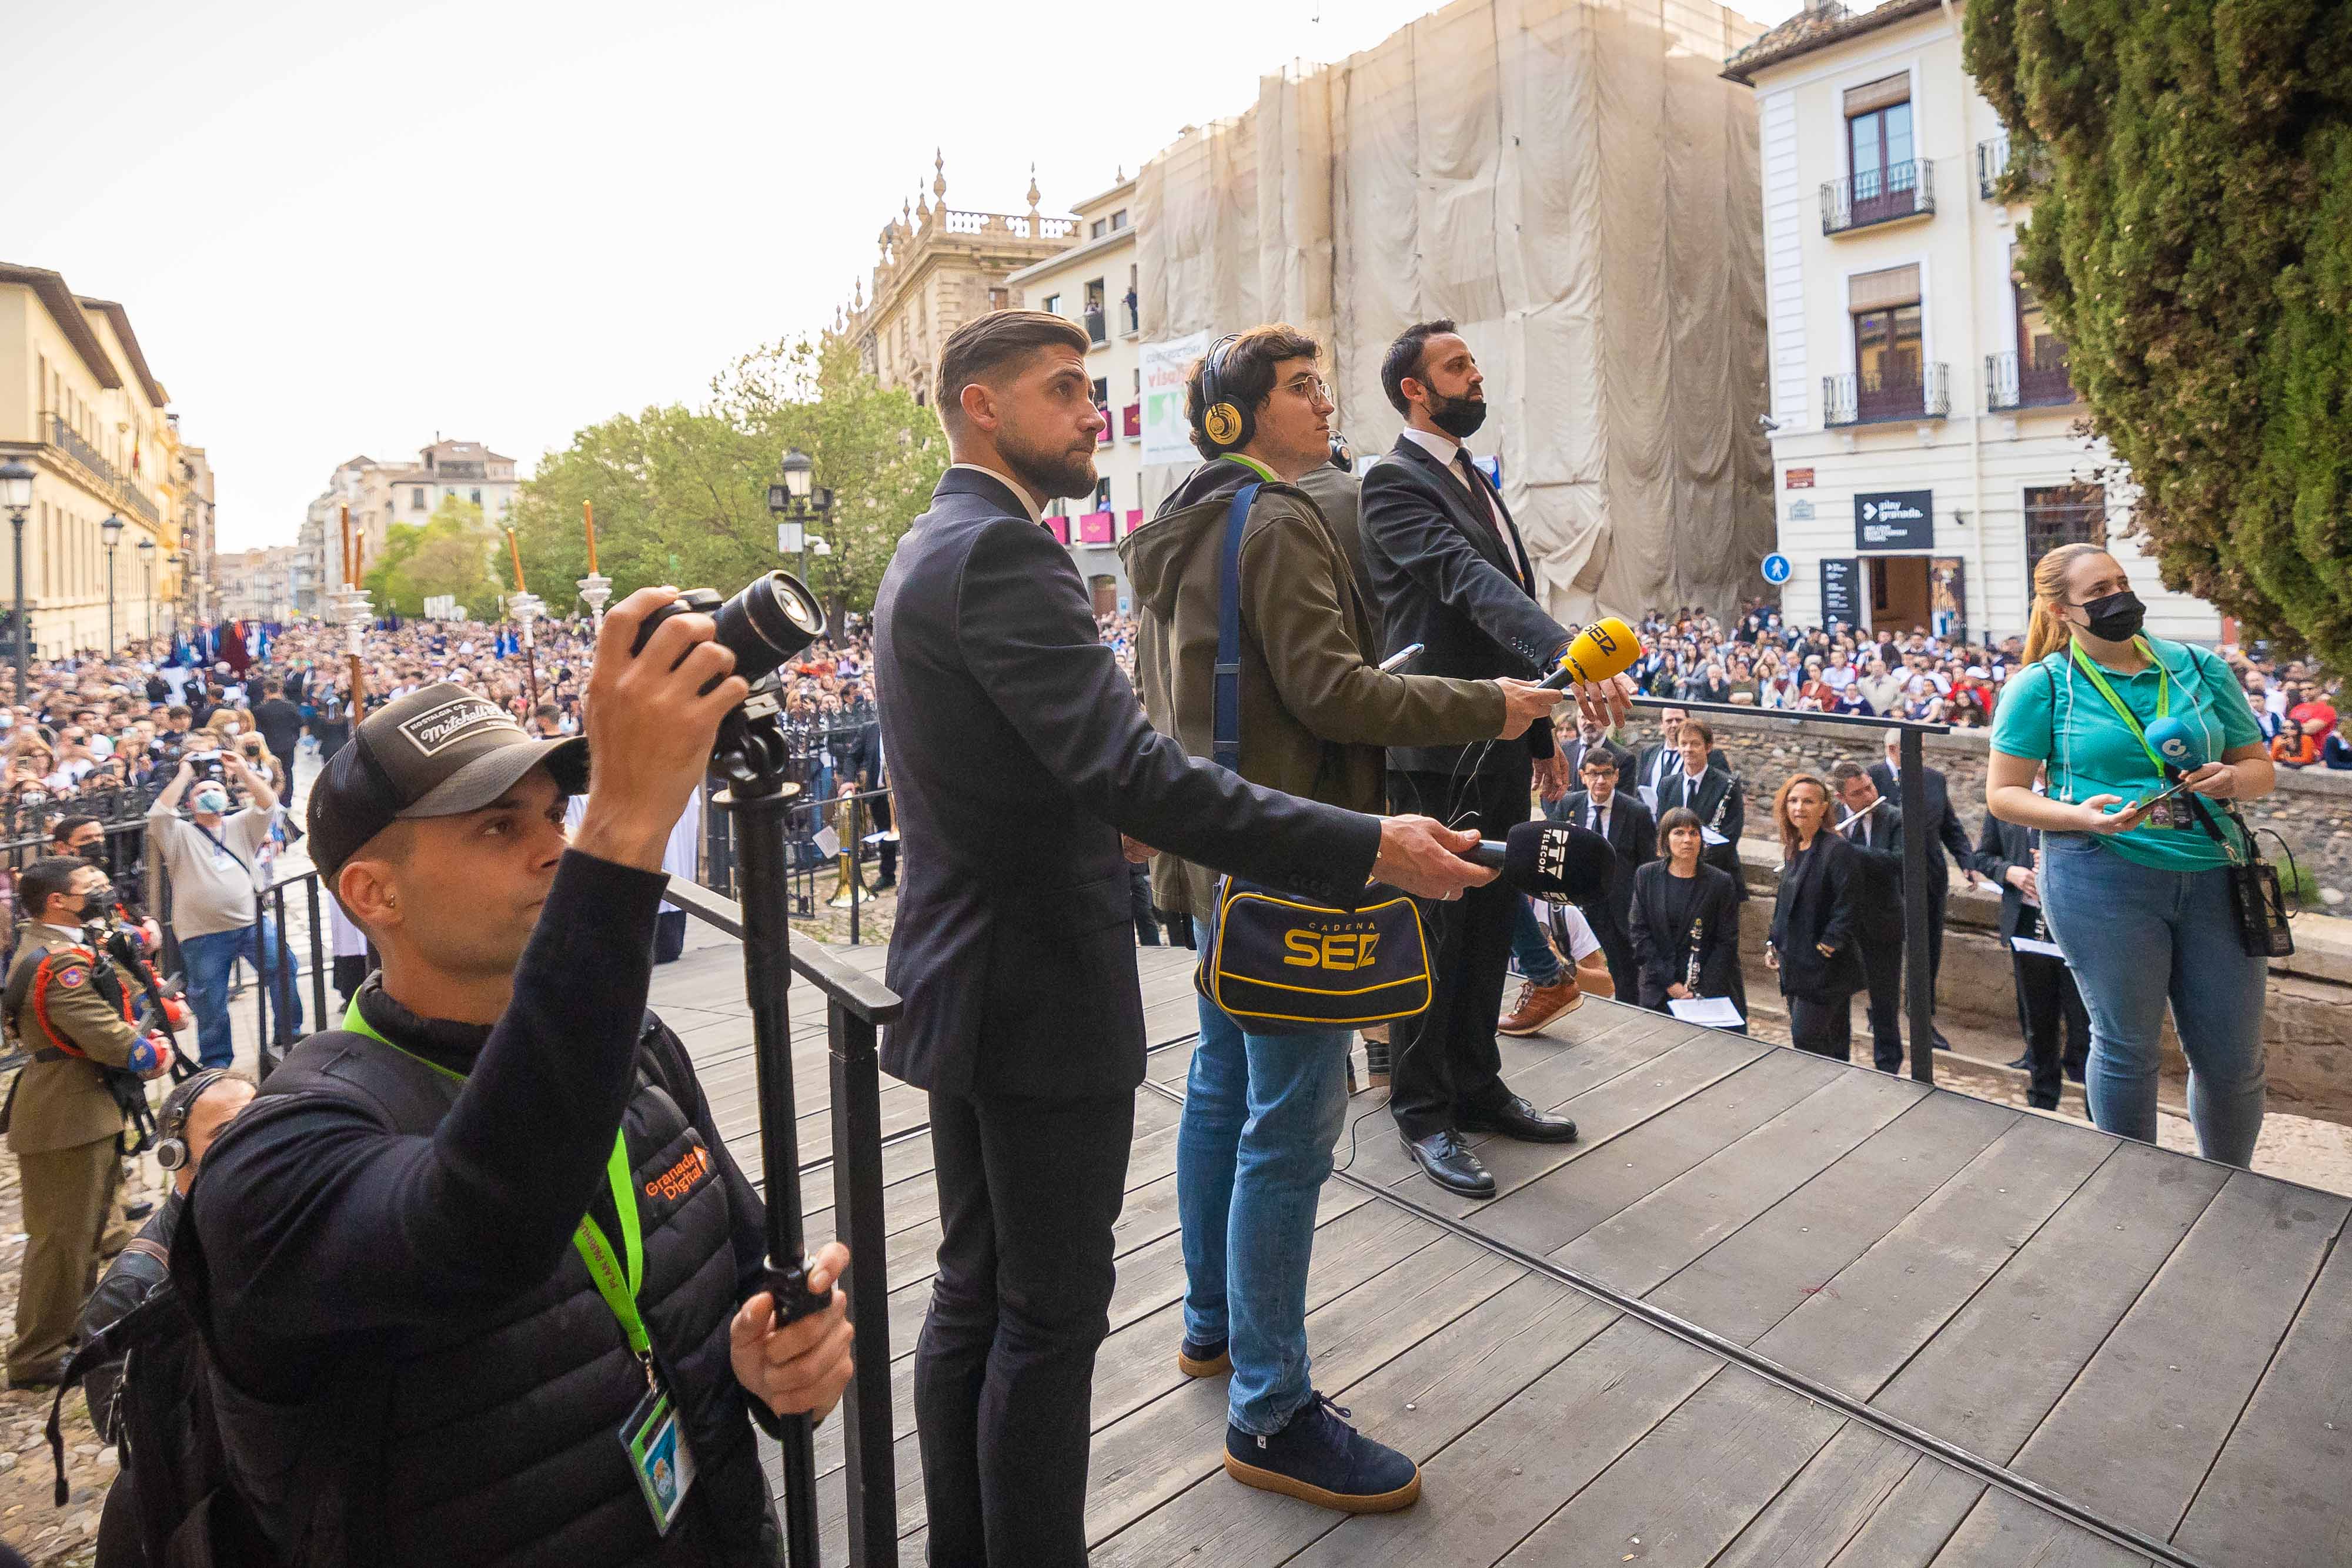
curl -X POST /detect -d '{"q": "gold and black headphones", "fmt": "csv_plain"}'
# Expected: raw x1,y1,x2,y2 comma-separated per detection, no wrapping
1198,334,1250,453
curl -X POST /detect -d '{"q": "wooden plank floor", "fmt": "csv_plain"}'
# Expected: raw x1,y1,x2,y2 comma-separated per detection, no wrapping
655,930,2351,1567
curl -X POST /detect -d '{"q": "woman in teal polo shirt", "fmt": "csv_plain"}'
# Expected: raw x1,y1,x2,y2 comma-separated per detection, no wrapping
1987,544,2276,1165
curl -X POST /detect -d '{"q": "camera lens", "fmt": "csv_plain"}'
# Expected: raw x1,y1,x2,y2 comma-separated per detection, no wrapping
712,573,825,686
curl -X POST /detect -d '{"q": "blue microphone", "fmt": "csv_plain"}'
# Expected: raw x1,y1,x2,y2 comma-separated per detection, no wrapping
2144,716,2206,775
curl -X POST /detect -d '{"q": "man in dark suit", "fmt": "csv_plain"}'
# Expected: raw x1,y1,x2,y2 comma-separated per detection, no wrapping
846,717,896,890
1361,318,1628,1199
873,310,1491,1565
1653,718,1745,895
1830,761,1907,1072
1561,715,1635,790
1971,800,2090,1108
1632,706,1726,803
1550,750,1654,1000
1868,730,1980,1049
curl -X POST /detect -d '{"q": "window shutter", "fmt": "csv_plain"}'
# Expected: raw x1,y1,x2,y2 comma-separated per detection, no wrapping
1850,263,1921,314
1843,73,1910,116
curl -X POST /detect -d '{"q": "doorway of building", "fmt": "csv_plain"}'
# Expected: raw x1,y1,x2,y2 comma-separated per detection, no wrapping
1867,556,1931,634
1090,576,1120,617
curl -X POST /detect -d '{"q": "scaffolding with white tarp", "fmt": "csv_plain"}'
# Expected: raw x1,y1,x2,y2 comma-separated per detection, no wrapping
1135,0,1774,625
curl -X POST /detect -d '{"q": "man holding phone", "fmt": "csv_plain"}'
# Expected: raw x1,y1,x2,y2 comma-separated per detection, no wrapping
145,749,300,1068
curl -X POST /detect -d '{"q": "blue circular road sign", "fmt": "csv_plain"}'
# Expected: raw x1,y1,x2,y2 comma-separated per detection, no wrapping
1762,552,1793,584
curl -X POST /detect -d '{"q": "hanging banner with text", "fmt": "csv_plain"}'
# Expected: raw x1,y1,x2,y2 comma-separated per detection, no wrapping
1140,329,1212,467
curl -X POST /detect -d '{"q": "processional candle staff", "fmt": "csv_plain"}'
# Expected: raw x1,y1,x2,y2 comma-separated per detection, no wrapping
578,499,613,631
506,527,543,711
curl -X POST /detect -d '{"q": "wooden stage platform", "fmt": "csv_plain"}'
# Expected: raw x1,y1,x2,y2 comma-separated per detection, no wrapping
653,933,2351,1567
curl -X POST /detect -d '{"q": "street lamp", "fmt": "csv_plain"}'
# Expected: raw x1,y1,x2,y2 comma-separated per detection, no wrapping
765,448,835,603
101,512,123,654
137,537,156,643
1,459,33,703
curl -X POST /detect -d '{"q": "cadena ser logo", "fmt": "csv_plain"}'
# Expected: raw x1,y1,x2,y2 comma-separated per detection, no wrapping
1281,926,1383,971
646,1143,711,1203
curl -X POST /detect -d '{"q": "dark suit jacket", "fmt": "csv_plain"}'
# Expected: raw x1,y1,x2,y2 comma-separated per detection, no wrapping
847,720,884,789
1549,789,1654,937
1562,737,1636,787
1654,764,1746,899
1867,760,1972,887
872,468,1382,1101
1628,861,1741,1008
1836,797,1906,931
1769,834,1866,999
1969,813,2047,942
1633,742,1729,799
1361,435,1569,776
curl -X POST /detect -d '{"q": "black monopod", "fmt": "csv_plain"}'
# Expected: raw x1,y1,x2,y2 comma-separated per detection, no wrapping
632,572,832,1566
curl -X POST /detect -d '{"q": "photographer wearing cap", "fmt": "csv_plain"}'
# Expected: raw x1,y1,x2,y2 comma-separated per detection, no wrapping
174,591,854,1567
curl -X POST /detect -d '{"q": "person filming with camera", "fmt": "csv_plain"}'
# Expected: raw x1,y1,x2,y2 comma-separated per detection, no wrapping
174,589,856,1568
145,747,300,1069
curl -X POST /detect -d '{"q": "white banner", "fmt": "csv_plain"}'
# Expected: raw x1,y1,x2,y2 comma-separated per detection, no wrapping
1140,329,1211,467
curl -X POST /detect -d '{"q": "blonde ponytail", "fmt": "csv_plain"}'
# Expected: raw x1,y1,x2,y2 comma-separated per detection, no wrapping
2022,542,2102,664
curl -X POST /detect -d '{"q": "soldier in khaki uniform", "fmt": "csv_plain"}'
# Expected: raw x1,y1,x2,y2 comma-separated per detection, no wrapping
2,856,172,1387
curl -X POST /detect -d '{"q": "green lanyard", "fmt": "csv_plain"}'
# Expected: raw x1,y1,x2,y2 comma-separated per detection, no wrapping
1220,452,1279,484
2066,636,2176,780
341,997,653,1370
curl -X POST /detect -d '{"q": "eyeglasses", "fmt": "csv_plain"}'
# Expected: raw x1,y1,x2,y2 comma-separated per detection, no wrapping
1277,373,1332,402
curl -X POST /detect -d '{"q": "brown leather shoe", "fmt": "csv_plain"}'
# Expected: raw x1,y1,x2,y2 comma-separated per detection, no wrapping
1499,976,1582,1037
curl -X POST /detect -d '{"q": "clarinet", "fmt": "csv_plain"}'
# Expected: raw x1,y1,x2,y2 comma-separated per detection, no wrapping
1685,915,1705,997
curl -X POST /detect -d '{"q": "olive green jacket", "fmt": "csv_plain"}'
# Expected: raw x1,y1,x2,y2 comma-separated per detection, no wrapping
3,922,140,1154
1121,461,1504,917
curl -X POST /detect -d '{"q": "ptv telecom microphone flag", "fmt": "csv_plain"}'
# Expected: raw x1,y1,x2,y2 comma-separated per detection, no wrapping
2144,716,2207,774
1464,820,1616,903
1536,617,1642,691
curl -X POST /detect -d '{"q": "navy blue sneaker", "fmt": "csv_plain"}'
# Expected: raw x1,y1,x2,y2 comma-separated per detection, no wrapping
1224,1392,1421,1512
1178,1336,1232,1378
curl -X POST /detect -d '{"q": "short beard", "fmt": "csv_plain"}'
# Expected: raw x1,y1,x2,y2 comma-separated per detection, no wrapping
998,427,1097,503
1425,387,1488,441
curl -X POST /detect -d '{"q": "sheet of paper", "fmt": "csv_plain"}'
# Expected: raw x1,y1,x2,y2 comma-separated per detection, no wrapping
2010,936,2067,960
1700,826,1729,846
861,830,900,845
813,827,841,858
1668,997,1746,1029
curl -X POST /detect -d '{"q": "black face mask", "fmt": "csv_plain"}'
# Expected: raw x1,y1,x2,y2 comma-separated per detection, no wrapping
2073,589,2147,643
1426,387,1488,441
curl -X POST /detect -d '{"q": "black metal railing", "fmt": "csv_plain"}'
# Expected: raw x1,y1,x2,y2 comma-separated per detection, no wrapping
1822,158,1935,233
1977,136,2009,199
1629,695,1950,1085
1985,345,2077,411
662,876,903,1565
48,414,161,526
1823,363,1950,427
699,723,893,947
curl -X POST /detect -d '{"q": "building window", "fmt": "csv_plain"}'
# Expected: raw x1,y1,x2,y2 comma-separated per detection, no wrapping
1847,78,1913,190
471,487,483,505
2023,484,2106,571
1091,376,1109,409
1111,208,1127,230
1091,218,1107,239
1094,477,1112,511
412,487,427,510
988,286,1009,312
1084,280,1107,346
1042,293,1060,316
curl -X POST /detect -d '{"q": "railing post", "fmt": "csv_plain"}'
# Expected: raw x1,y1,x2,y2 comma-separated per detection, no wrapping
828,1001,898,1566
1899,728,1935,1084
253,887,275,1079
306,875,328,1028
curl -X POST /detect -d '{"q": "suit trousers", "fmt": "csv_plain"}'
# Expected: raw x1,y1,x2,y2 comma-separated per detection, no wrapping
8,1134,119,1379
1786,991,1856,1063
1857,927,1905,1073
2012,949,2091,1111
917,1086,1135,1567
1589,916,1639,1005
1387,767,1527,1141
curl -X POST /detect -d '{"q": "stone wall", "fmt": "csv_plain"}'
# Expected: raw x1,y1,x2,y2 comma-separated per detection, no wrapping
1611,710,2352,909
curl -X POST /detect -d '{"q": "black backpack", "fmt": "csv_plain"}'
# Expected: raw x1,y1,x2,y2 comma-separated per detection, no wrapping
49,1013,696,1568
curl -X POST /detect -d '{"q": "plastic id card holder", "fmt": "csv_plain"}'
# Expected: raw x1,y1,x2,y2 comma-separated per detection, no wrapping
622,1383,697,1534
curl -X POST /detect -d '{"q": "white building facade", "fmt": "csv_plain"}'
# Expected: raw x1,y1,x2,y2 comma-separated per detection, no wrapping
1004,175,1142,614
1725,0,2221,645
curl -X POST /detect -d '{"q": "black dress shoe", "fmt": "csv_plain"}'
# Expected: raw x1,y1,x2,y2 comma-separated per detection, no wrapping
2004,1055,2033,1072
1933,1030,1953,1052
1401,1130,1496,1198
1459,1094,1579,1144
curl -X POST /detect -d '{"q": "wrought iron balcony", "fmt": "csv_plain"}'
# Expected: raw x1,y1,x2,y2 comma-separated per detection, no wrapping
1823,363,1950,427
1977,135,2049,200
1977,137,2009,200
1084,308,1108,347
1822,159,1935,235
1986,345,2078,410
49,414,161,526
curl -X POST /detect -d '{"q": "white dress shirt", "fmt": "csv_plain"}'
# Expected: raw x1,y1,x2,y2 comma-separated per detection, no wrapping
1399,427,1504,534
948,463,1044,524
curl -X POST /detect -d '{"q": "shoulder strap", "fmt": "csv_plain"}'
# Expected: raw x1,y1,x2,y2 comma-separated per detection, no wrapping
1211,482,1261,773
256,1030,463,1135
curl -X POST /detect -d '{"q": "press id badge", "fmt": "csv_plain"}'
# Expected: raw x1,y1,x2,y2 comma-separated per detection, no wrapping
622,1382,696,1534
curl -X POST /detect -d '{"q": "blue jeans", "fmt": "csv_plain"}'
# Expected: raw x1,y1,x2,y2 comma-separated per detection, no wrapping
2039,834,2267,1166
1177,998,1349,1435
182,919,305,1069
1509,898,1563,987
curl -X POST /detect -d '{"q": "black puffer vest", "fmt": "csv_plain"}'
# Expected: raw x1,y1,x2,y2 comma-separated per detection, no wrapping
176,1015,783,1568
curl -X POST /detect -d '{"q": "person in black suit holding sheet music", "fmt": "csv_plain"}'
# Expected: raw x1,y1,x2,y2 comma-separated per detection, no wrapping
872,310,1495,1566
1629,806,1742,1021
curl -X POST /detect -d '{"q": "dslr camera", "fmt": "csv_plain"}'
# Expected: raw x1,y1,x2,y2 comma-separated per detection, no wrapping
186,750,225,783
630,572,826,787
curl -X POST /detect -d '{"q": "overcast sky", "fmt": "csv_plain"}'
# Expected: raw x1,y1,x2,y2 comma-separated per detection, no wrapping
12,0,1808,552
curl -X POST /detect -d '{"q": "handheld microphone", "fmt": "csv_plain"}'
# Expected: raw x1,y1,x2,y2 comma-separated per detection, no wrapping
2143,716,2206,774
1535,617,1642,692
1463,820,1615,903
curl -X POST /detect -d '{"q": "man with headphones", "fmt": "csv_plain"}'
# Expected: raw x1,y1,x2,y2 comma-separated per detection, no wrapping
1,857,176,1390
1122,324,1561,1514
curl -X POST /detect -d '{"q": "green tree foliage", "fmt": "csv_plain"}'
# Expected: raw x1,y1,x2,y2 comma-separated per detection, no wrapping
508,336,946,624
364,498,503,618
1966,1,2352,666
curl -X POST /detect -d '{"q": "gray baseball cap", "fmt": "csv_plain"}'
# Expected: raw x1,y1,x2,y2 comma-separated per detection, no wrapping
306,684,588,889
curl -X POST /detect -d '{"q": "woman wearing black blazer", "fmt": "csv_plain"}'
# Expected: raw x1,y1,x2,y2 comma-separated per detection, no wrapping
1766,772,1866,1060
1629,807,1743,1027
